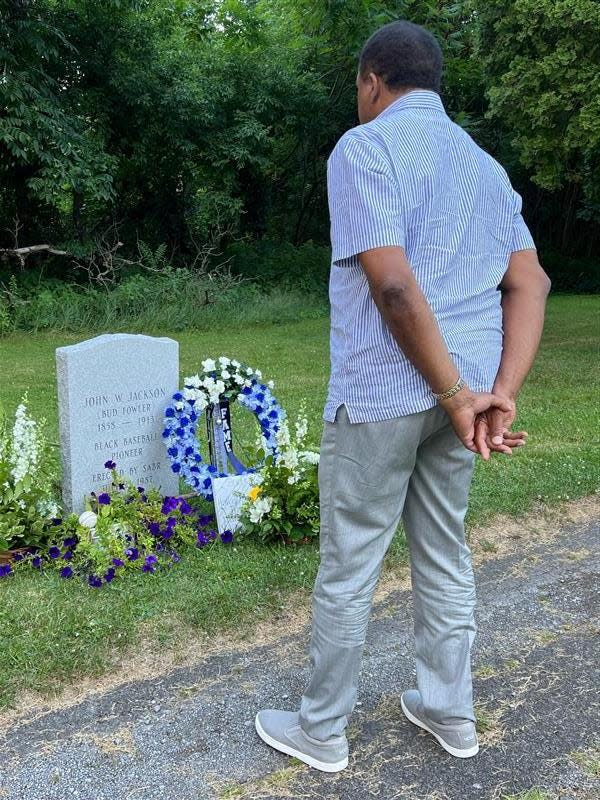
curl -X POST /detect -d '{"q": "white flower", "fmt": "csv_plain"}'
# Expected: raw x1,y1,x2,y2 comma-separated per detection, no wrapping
221,370,231,380
195,395,209,411
202,376,216,391
244,379,252,388
36,498,59,518
185,374,202,389
78,510,97,528
202,358,217,372
183,387,198,401
300,450,320,465
9,402,40,484
249,495,273,523
174,401,184,411
267,380,275,389
246,368,254,376
255,370,263,379
218,356,231,367
234,374,245,385
231,360,240,368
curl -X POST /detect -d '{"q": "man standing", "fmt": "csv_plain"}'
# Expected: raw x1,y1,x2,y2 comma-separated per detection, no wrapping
255,20,550,771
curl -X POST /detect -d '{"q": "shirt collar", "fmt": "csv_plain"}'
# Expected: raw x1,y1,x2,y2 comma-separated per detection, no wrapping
377,89,445,119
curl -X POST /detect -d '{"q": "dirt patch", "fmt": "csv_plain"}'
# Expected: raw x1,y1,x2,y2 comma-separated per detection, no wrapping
1,495,598,731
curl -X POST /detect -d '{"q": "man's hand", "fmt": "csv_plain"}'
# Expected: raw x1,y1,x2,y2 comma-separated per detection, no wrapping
439,388,516,456
473,393,527,460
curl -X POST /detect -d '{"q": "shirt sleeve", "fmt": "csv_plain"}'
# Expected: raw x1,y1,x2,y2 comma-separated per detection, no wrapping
327,132,405,266
511,188,536,252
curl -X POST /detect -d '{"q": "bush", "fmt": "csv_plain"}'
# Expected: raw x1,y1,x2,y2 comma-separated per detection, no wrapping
226,240,331,293
0,270,328,334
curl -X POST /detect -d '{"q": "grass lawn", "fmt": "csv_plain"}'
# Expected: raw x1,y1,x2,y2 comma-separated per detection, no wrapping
0,294,598,708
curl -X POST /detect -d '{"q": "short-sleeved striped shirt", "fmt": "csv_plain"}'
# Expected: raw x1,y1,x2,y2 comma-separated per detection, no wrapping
324,89,536,424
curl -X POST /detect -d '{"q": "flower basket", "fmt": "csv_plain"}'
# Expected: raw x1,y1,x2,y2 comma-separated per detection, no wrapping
0,547,32,565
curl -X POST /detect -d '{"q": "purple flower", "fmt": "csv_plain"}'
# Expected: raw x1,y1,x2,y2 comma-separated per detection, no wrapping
179,500,192,515
207,529,218,541
48,546,61,559
12,552,24,562
51,517,63,526
198,514,214,526
112,558,124,567
125,547,139,561
63,536,78,548
62,550,73,560
98,493,111,505
0,564,12,577
104,460,117,470
142,562,155,573
220,530,234,544
166,516,177,529
196,532,209,548
171,551,181,563
60,566,73,579
137,486,145,493
88,574,102,588
161,497,178,515
148,522,161,537
32,555,43,569
104,567,116,583
145,554,158,566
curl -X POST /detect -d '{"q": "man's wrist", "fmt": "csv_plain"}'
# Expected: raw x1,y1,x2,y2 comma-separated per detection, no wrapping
432,376,467,402
492,383,518,402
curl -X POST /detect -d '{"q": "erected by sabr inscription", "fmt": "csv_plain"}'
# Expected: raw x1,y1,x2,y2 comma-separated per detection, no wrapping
56,334,180,513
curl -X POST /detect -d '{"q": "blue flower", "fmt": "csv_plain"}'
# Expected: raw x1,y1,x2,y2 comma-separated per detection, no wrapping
125,547,139,561
196,532,209,548
48,546,61,559
184,446,194,456
173,392,183,401
63,536,78,548
167,446,179,457
98,493,111,505
162,429,170,438
220,529,234,544
32,555,43,569
112,558,125,567
171,463,181,474
148,522,161,536
0,564,12,578
104,567,116,583
62,550,73,560
60,566,73,579
256,392,265,402
51,517,63,526
165,407,175,418
179,500,192,515
104,460,117,470
88,575,102,588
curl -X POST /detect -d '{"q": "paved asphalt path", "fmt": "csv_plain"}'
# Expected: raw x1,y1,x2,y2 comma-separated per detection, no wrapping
1,518,598,800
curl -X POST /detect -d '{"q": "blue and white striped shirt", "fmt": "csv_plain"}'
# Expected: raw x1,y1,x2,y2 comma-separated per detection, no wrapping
324,89,536,423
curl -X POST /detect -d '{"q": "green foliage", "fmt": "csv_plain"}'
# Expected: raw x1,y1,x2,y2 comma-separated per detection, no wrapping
475,0,600,257
0,0,597,287
0,271,327,334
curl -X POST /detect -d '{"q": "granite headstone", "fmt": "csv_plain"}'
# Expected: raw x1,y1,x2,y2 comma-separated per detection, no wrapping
56,333,179,513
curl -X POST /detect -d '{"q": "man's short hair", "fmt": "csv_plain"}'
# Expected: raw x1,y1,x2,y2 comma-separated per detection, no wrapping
359,20,443,93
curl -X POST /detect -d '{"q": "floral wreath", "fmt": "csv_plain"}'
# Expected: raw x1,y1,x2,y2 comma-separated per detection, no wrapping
162,357,285,501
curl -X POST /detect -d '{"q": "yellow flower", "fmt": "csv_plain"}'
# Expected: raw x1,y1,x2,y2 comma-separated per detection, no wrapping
248,485,262,502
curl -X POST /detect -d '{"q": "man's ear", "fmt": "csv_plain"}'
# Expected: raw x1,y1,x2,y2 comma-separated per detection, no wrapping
365,71,382,105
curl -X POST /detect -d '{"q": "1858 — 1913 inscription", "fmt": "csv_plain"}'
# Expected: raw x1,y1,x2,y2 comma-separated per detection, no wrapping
56,334,180,512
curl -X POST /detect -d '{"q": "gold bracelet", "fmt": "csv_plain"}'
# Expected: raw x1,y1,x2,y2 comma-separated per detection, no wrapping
433,377,466,402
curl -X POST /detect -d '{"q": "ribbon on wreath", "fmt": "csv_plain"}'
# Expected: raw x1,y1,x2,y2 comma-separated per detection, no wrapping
206,400,247,476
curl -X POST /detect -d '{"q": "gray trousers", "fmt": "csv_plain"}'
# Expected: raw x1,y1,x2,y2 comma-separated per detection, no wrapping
298,404,477,740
